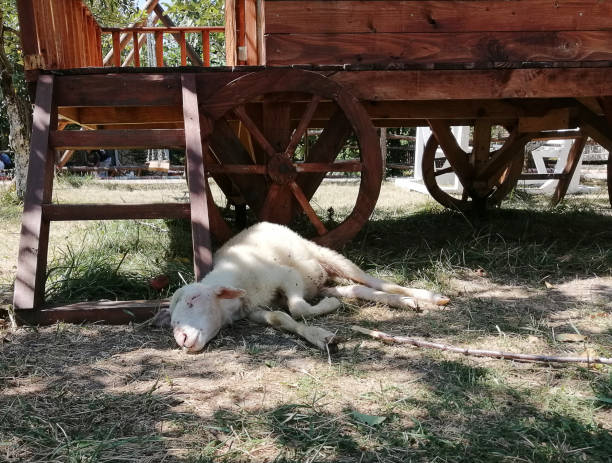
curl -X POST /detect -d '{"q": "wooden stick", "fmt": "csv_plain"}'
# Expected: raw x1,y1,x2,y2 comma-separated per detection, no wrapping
351,326,612,365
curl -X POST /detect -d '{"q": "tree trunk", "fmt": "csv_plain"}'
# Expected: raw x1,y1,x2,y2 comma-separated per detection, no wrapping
0,8,32,199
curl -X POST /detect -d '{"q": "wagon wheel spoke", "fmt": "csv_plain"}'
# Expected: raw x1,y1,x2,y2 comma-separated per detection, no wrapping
233,105,277,158
295,160,363,173
434,165,455,177
289,181,328,236
206,164,267,175
284,95,322,159
259,183,285,222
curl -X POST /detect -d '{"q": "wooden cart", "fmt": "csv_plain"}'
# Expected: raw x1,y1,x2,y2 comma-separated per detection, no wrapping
12,0,612,323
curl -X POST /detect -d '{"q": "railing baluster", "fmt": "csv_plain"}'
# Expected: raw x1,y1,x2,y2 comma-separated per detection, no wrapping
179,31,187,65
155,30,164,66
203,30,210,67
112,31,121,67
133,31,140,67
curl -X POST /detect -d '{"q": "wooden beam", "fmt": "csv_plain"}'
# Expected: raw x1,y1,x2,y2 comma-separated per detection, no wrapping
265,0,612,34
55,74,182,107
14,75,56,310
225,0,237,66
42,203,190,221
12,300,167,325
266,31,612,66
49,129,186,149
182,73,213,280
329,68,612,101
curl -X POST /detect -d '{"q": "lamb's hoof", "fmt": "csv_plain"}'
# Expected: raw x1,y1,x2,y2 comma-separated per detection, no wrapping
324,335,345,354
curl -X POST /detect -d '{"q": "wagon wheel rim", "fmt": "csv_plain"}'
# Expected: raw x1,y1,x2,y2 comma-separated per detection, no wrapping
200,69,382,248
422,122,530,211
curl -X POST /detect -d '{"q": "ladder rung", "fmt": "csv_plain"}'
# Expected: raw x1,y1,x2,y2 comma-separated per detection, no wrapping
42,203,190,221
49,129,186,149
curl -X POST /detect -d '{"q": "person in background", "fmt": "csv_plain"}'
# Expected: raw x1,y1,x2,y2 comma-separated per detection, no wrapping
0,152,13,170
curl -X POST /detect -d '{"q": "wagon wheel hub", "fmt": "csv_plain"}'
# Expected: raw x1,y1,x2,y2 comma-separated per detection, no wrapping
267,154,297,185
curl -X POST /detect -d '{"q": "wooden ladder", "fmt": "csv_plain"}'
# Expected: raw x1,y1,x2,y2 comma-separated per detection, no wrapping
12,73,214,324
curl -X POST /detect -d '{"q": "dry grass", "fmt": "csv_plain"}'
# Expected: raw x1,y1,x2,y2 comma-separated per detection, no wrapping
0,177,611,462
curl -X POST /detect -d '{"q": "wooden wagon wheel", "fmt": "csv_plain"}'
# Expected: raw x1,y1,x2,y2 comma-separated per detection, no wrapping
200,69,382,248
422,120,531,212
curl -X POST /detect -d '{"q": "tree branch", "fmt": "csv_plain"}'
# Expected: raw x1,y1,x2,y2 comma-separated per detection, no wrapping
351,325,612,365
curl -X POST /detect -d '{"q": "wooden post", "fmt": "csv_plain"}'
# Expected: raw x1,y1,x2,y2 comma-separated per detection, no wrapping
155,30,164,66
112,31,121,67
379,127,387,177
256,0,265,65
202,31,210,67
132,31,140,66
225,0,237,66
181,74,213,280
14,75,56,310
244,0,257,65
179,31,187,65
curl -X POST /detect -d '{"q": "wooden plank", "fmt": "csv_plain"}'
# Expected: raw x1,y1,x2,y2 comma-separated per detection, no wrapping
133,31,141,66
13,300,167,325
266,31,612,66
16,0,39,60
13,74,56,310
225,0,237,65
42,203,190,221
112,31,122,67
179,31,187,65
203,31,211,67
155,30,164,66
182,73,213,280
265,0,612,34
256,0,265,65
519,108,571,132
55,74,182,106
244,0,258,65
328,68,612,101
50,129,185,149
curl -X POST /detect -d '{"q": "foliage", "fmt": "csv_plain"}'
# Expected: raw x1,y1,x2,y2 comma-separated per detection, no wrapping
0,0,26,150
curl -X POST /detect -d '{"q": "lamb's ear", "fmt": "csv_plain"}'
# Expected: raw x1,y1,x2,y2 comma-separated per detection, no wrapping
214,286,246,300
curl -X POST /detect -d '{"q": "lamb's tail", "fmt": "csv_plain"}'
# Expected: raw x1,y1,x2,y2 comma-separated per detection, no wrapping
309,241,449,306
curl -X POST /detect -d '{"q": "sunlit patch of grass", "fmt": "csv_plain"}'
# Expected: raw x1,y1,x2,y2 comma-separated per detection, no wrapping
45,219,193,304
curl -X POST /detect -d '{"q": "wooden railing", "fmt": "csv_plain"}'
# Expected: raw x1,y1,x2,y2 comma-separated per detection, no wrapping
101,26,224,67
18,0,103,76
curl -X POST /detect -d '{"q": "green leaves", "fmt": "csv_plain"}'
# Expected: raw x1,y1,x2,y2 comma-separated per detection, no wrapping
350,410,387,426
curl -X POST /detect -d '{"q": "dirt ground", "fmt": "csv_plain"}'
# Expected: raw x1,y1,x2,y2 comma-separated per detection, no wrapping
0,179,611,462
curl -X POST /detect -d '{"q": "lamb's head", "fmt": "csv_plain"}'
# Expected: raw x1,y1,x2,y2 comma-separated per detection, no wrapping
169,283,245,352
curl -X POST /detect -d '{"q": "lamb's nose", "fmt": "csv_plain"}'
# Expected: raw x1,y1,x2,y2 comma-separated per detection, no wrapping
173,328,188,347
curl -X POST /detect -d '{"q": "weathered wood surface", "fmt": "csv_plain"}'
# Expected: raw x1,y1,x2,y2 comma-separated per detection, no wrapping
266,0,612,34
182,73,213,280
13,75,56,310
12,300,167,325
49,129,186,149
267,31,612,66
42,203,191,221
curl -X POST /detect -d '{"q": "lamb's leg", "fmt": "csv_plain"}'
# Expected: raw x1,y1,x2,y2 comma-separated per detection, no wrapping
280,267,341,319
321,285,420,311
247,309,339,351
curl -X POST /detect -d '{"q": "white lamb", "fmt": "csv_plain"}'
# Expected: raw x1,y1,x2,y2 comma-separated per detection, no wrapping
160,222,449,352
